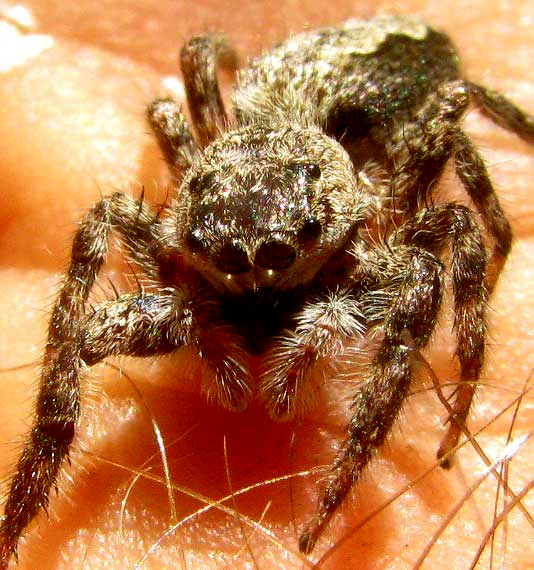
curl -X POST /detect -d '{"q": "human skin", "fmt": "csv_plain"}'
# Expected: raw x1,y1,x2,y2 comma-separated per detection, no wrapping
0,1,532,569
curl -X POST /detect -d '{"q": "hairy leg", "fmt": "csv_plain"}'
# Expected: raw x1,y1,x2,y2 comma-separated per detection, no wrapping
0,1,531,568
180,35,237,147
394,205,488,466
388,79,515,279
468,82,534,144
47,192,165,344
300,247,445,552
453,130,512,291
0,292,181,567
146,98,198,180
387,84,517,467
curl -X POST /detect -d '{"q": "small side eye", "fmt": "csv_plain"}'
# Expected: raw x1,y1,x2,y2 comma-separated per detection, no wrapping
304,163,321,180
298,217,322,241
189,175,202,196
287,163,322,181
189,172,217,196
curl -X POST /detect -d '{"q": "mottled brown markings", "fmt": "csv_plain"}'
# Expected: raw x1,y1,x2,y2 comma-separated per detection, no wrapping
1,13,533,568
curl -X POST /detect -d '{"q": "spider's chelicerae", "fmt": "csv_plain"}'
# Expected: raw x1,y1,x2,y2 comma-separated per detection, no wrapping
1,14,533,566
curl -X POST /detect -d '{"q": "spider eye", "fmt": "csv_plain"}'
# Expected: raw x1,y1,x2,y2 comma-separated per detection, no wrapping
212,241,251,275
288,163,322,181
189,172,217,196
303,163,321,180
184,230,207,253
299,217,322,241
255,240,296,270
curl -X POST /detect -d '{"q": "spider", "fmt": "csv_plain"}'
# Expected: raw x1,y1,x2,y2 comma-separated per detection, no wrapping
0,14,533,566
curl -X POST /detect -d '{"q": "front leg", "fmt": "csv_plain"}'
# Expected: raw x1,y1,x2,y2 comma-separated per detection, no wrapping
0,292,182,568
299,248,444,553
0,284,253,568
259,289,367,420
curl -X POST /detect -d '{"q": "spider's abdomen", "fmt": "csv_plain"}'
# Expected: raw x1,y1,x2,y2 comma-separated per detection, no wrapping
233,15,460,137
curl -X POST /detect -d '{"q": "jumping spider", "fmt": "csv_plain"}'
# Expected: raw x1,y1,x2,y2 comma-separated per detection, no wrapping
1,14,533,566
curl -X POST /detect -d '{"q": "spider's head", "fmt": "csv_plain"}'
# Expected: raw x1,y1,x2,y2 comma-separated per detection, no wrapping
172,124,372,292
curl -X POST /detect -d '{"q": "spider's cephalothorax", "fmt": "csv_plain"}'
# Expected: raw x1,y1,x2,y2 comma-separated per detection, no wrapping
1,14,533,565
169,124,372,294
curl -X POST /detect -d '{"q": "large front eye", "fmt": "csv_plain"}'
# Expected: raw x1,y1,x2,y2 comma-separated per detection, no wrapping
184,230,207,253
255,239,296,270
298,216,322,241
212,240,251,274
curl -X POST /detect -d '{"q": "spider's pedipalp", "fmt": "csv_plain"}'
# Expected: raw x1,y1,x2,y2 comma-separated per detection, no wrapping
2,14,531,566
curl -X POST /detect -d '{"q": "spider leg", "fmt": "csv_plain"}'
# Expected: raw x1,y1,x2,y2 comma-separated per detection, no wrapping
1,194,171,566
147,98,198,179
299,247,444,553
467,81,534,144
388,79,469,215
452,130,512,291
180,35,238,147
0,255,250,566
259,289,366,420
0,291,182,568
388,80,513,292
396,205,488,467
383,85,514,461
47,192,164,346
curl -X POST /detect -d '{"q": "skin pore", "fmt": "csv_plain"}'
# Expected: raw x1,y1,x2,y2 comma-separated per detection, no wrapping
0,1,532,568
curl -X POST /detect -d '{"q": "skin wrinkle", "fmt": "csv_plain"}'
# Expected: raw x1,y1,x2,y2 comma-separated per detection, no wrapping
2,1,531,568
